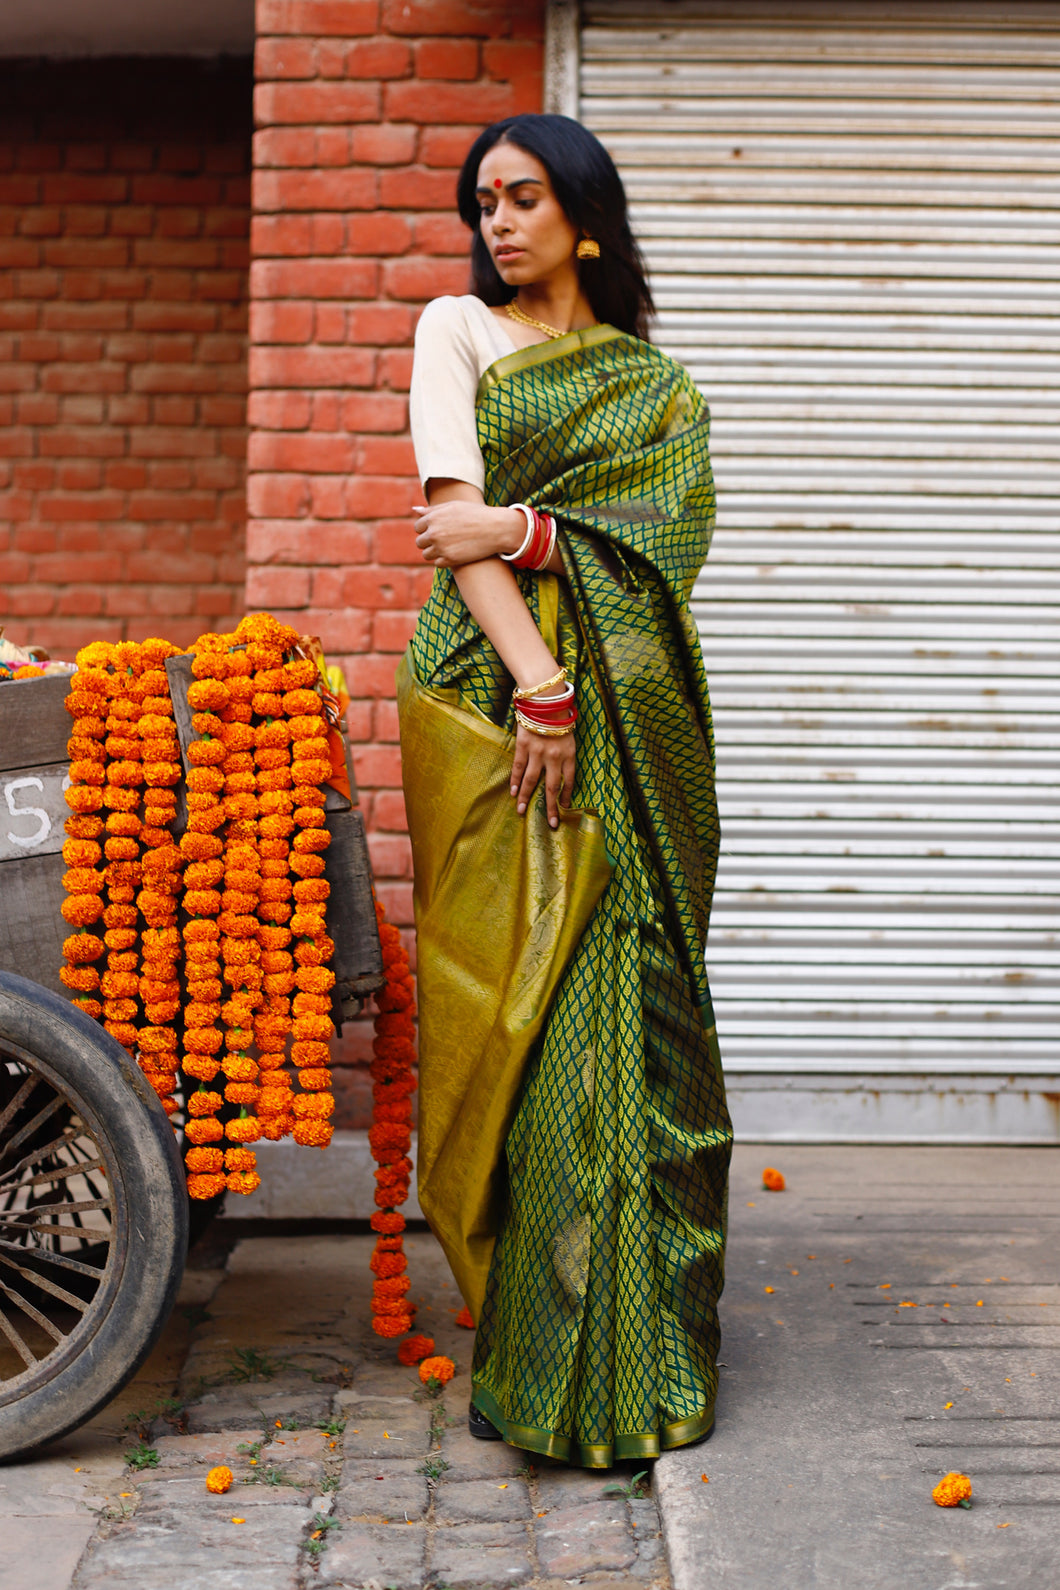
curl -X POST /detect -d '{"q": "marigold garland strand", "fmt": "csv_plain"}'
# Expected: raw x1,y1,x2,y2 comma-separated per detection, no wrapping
62,615,342,1202
368,897,418,1342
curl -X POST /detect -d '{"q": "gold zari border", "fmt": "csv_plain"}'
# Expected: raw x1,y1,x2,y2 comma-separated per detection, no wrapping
476,322,624,403
471,1385,714,1471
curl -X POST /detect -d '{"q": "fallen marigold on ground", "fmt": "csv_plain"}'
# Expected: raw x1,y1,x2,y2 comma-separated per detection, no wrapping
932,1472,972,1508
206,1466,233,1494
397,1334,436,1366
762,1167,785,1192
419,1355,456,1387
455,1306,475,1329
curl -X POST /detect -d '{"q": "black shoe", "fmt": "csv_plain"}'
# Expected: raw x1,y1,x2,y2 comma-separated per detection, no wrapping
468,1403,502,1441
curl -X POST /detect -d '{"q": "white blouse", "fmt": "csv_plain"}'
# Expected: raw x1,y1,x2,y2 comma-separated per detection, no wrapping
409,295,517,493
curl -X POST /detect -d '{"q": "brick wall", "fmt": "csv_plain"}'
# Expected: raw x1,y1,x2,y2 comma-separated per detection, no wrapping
249,0,544,1123
0,58,253,654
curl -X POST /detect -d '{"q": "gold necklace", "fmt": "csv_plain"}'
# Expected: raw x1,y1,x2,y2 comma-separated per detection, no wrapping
506,300,568,339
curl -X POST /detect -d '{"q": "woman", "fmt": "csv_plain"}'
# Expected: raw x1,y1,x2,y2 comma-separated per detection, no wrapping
398,113,731,1469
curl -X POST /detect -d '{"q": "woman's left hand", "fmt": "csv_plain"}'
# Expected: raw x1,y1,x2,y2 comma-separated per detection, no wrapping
414,501,523,568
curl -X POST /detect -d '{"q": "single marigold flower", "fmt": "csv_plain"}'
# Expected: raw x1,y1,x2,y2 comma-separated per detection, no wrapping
205,1463,235,1498
226,1114,262,1144
183,1054,222,1083
295,936,335,967
293,1118,333,1148
455,1307,475,1329
282,657,318,690
762,1168,786,1192
184,1115,225,1145
932,1473,972,1508
187,678,230,712
224,1082,260,1107
370,1249,408,1280
185,1146,224,1174
226,1169,262,1195
370,1210,406,1236
259,1113,294,1142
397,1334,435,1366
418,1356,455,1387
292,1092,334,1121
372,1313,413,1340
187,1089,223,1117
223,1146,257,1172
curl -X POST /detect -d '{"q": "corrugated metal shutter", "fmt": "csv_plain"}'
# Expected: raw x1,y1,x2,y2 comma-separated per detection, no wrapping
575,1,1060,1081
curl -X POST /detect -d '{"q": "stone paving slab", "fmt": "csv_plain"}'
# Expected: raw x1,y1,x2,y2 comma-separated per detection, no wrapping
656,1144,1060,1590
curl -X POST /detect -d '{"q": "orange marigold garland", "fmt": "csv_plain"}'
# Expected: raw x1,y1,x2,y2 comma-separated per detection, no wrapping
62,615,347,1204
369,898,418,1343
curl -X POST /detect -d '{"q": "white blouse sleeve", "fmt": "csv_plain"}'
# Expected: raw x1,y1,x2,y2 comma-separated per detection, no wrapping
409,297,485,493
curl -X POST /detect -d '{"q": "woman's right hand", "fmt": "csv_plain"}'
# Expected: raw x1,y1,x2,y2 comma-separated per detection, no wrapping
511,722,576,830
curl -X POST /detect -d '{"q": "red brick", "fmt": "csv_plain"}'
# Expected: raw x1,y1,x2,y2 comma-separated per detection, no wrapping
372,786,409,831
344,474,418,518
56,461,102,490
254,127,318,169
415,38,480,79
383,254,468,300
315,129,352,167
42,301,129,331
257,0,380,34
254,167,378,214
255,81,381,128
384,166,465,216
343,38,412,78
378,347,413,390
347,303,413,345
356,435,416,473
293,606,373,653
483,37,543,80
42,174,130,205
246,564,311,607
374,695,402,740
247,520,371,564
382,0,510,37
39,425,124,458
246,472,312,517
367,832,412,876
341,391,407,432
350,124,418,167
130,175,223,206
251,213,313,257
310,303,342,342
373,609,418,650
345,211,413,256
250,300,315,344
384,79,514,124
343,651,402,698
126,491,218,522
254,36,317,79
353,743,404,788
309,475,346,517
342,565,412,608
250,344,375,388
414,211,470,254
247,389,312,429
247,431,355,471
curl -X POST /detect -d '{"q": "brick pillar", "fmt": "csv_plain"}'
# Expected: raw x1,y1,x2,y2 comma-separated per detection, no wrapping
248,1,544,1122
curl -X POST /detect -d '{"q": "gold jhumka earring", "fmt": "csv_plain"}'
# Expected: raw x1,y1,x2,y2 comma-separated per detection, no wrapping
576,237,600,259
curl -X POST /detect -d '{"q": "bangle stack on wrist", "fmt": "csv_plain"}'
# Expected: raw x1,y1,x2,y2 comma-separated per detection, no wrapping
500,504,557,571
513,666,577,738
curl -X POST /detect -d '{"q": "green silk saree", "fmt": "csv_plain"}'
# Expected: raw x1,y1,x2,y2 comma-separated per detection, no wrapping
400,323,732,1468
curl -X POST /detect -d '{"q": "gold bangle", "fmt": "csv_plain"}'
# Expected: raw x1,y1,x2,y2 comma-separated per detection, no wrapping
514,708,573,738
513,666,567,702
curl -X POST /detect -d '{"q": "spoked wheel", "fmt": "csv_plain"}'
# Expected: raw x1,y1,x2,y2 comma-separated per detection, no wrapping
0,972,188,1459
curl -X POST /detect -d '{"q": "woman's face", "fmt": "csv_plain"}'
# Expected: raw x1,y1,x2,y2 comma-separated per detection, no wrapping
475,141,580,288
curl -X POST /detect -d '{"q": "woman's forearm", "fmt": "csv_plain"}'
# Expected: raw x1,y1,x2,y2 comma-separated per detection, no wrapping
452,558,560,692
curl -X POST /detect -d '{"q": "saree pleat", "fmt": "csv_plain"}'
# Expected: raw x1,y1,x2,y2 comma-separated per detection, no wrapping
404,324,732,1468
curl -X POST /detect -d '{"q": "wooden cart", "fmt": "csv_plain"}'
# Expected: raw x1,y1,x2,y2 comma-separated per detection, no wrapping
0,667,384,1459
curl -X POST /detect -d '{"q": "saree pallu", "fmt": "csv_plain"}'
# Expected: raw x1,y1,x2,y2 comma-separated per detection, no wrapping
401,324,732,1468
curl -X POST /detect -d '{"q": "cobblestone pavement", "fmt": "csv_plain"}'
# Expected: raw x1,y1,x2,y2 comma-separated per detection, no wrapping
2,1226,670,1590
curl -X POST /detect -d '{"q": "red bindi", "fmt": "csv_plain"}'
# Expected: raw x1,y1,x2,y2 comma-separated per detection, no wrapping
493,179,503,189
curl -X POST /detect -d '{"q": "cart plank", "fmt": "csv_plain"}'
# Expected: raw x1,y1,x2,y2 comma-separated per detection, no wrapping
0,676,70,772
0,851,68,997
325,808,385,1012
0,764,70,862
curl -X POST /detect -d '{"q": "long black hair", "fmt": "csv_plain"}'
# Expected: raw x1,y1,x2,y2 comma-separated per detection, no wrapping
456,114,654,341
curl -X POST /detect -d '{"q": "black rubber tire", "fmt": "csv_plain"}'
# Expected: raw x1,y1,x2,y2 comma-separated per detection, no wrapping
0,971,188,1460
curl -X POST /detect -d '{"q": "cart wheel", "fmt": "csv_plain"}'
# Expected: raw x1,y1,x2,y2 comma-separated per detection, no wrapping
0,972,188,1459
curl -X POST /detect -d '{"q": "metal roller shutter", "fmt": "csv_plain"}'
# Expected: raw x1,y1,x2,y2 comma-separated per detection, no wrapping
555,0,1060,1137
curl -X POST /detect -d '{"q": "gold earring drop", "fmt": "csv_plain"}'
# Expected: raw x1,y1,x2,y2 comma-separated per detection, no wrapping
576,237,600,260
